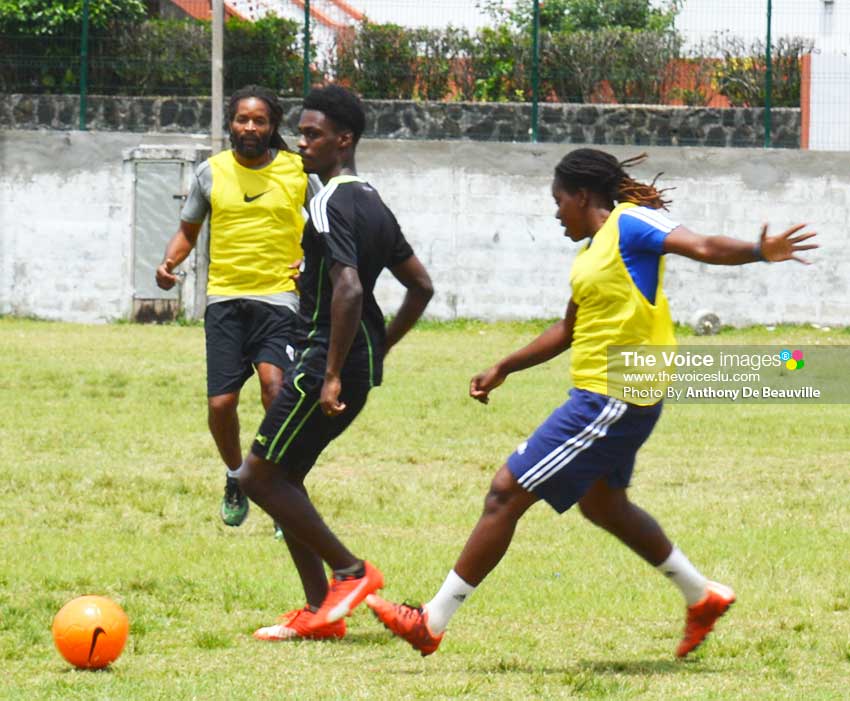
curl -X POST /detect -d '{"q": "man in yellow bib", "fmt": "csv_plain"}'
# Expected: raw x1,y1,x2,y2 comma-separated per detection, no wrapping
156,85,310,530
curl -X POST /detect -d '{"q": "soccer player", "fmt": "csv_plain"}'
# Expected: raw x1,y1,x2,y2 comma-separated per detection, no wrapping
235,85,434,641
156,86,311,533
367,148,817,658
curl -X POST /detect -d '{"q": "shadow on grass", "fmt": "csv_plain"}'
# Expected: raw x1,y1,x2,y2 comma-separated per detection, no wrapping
577,658,709,676
57,665,116,675
461,657,717,677
339,630,402,646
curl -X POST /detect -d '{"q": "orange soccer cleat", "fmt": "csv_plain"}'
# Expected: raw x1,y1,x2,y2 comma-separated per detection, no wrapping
307,561,385,629
676,581,736,658
366,595,444,657
253,607,346,641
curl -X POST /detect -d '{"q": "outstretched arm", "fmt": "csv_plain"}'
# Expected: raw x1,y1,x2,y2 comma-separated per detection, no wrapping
470,299,577,404
663,223,818,265
385,254,434,354
155,220,202,290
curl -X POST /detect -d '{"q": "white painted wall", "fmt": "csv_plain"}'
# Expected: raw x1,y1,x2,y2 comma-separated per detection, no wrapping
364,141,850,327
0,132,134,322
0,132,209,322
2,131,848,327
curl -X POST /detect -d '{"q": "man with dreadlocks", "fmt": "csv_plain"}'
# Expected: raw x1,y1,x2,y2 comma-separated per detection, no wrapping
367,147,817,659
156,85,312,531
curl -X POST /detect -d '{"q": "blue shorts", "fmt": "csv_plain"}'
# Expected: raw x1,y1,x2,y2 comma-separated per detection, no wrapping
507,388,662,514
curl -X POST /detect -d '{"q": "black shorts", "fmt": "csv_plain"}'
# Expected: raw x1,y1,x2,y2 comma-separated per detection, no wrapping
251,371,370,474
204,299,297,397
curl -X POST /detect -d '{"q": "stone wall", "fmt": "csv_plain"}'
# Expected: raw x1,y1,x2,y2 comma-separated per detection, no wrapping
0,94,800,148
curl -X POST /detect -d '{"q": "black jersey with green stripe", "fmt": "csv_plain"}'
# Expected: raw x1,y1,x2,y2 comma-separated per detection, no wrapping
293,175,413,386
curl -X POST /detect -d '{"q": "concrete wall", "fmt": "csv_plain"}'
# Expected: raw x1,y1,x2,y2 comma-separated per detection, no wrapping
0,131,209,322
2,130,847,326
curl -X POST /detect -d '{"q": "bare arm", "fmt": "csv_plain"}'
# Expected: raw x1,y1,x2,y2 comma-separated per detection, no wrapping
470,299,577,404
320,263,363,416
663,223,817,265
385,254,434,354
155,220,202,290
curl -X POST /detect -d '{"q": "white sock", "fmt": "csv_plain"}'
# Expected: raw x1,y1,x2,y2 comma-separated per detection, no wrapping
657,546,708,606
424,570,476,634
226,467,241,480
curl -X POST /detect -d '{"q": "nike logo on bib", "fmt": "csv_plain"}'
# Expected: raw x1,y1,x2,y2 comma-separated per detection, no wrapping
244,190,270,203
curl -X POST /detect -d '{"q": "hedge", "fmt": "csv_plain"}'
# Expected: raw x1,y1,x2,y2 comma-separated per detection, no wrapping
0,16,812,108
0,16,302,96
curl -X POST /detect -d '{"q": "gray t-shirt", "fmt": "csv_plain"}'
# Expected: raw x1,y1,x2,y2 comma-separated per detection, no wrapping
180,150,322,309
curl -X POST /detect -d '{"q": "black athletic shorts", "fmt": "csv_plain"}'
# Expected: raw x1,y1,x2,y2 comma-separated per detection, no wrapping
204,299,296,397
250,371,371,474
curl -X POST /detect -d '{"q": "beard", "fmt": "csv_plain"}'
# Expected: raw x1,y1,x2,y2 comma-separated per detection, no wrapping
231,130,272,158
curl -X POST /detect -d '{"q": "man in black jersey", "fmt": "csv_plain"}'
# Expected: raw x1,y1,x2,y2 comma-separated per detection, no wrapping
236,85,434,641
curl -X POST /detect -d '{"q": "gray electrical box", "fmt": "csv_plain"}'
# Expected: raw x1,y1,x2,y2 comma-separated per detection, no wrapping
126,146,210,322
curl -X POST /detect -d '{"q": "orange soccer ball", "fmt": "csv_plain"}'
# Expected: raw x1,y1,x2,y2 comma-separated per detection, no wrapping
52,595,129,669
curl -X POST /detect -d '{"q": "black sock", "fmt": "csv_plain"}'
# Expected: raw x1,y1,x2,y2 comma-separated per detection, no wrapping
333,561,365,579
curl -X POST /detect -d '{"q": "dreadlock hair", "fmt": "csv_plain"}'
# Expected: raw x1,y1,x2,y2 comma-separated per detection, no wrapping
226,84,289,151
303,84,366,145
554,148,672,210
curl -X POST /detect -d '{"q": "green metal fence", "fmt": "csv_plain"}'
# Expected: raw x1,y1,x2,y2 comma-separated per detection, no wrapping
0,0,834,146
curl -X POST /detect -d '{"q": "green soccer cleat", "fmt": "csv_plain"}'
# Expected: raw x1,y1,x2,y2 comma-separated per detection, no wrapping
220,476,249,527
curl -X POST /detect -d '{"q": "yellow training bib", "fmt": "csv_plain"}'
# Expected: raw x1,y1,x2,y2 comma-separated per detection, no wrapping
569,203,676,405
207,150,306,297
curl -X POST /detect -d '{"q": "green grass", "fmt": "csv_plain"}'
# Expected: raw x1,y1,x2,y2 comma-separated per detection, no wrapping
1,317,848,700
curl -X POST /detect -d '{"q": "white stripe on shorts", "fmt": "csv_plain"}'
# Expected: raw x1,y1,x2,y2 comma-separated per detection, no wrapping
518,397,628,492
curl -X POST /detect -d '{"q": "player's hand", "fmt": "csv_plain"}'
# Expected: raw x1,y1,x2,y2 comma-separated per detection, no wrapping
470,366,506,404
155,258,178,290
320,375,346,416
759,223,818,264
289,258,303,292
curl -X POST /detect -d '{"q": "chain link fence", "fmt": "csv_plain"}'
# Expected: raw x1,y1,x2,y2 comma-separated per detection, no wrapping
1,0,847,148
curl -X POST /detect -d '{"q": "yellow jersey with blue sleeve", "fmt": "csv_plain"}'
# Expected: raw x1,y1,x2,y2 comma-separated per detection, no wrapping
569,202,678,405
186,149,307,297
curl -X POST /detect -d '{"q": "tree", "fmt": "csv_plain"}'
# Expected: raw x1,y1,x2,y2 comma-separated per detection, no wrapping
479,0,682,33
0,0,146,35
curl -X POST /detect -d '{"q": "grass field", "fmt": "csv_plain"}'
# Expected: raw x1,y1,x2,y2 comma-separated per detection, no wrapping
1,317,848,700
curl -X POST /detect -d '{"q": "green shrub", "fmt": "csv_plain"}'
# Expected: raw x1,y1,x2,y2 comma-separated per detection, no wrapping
604,28,682,103
0,0,145,35
334,21,417,99
0,33,80,93
0,15,301,96
468,24,529,102
409,26,470,101
224,15,302,96
705,34,813,108
0,6,807,110
109,20,210,96
480,0,681,33
539,28,681,103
